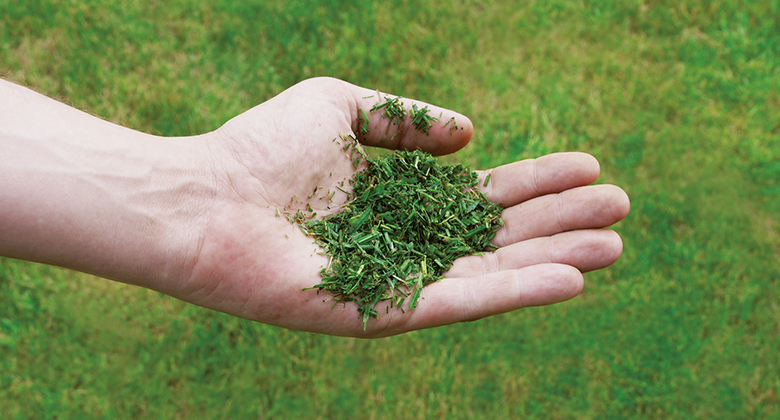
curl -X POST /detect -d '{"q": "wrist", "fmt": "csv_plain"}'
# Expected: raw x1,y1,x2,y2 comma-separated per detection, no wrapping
99,133,217,293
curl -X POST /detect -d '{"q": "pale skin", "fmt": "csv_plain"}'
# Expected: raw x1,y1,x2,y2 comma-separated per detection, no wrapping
0,77,630,338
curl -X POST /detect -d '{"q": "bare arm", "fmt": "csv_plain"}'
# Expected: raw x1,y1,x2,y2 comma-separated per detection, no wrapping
0,79,212,293
0,77,629,337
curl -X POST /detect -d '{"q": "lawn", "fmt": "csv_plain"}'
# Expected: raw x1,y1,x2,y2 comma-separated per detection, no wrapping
1,0,778,418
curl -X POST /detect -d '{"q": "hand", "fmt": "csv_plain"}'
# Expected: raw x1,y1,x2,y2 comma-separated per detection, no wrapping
174,77,630,337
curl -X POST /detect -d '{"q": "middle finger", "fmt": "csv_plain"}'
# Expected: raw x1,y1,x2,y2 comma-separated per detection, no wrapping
493,184,629,247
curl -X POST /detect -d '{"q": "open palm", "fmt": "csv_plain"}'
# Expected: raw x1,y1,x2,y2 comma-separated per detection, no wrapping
174,78,629,337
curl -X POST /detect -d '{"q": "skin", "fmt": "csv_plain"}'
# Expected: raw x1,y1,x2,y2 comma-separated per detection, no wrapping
0,77,630,338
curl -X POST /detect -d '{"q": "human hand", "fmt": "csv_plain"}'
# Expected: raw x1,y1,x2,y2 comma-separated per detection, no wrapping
0,77,628,337
173,77,630,337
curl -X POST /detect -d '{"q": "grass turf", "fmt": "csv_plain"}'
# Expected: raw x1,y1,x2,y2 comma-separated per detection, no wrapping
1,0,778,418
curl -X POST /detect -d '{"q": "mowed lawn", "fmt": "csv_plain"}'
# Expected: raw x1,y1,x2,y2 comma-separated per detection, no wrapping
1,1,778,418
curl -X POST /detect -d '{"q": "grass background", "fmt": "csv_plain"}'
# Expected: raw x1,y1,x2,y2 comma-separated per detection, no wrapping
1,0,778,418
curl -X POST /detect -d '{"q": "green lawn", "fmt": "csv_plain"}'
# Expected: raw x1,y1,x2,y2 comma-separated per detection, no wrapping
1,0,778,418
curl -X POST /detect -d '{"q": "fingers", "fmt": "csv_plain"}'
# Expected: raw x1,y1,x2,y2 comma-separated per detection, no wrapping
315,229,619,337
478,152,601,207
494,184,630,247
347,84,473,156
446,229,623,277
387,264,583,334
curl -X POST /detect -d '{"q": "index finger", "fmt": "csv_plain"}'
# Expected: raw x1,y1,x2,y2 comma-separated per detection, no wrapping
477,152,601,207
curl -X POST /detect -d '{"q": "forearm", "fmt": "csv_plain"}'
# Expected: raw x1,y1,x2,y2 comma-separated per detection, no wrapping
0,79,211,292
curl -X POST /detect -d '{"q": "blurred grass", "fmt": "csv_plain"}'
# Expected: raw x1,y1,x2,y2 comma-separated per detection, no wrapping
1,0,778,418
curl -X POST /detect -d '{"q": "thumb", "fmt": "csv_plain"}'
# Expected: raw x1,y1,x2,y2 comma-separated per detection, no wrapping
347,83,474,156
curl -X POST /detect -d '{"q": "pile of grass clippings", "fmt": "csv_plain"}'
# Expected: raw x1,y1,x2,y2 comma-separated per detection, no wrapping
298,146,503,329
